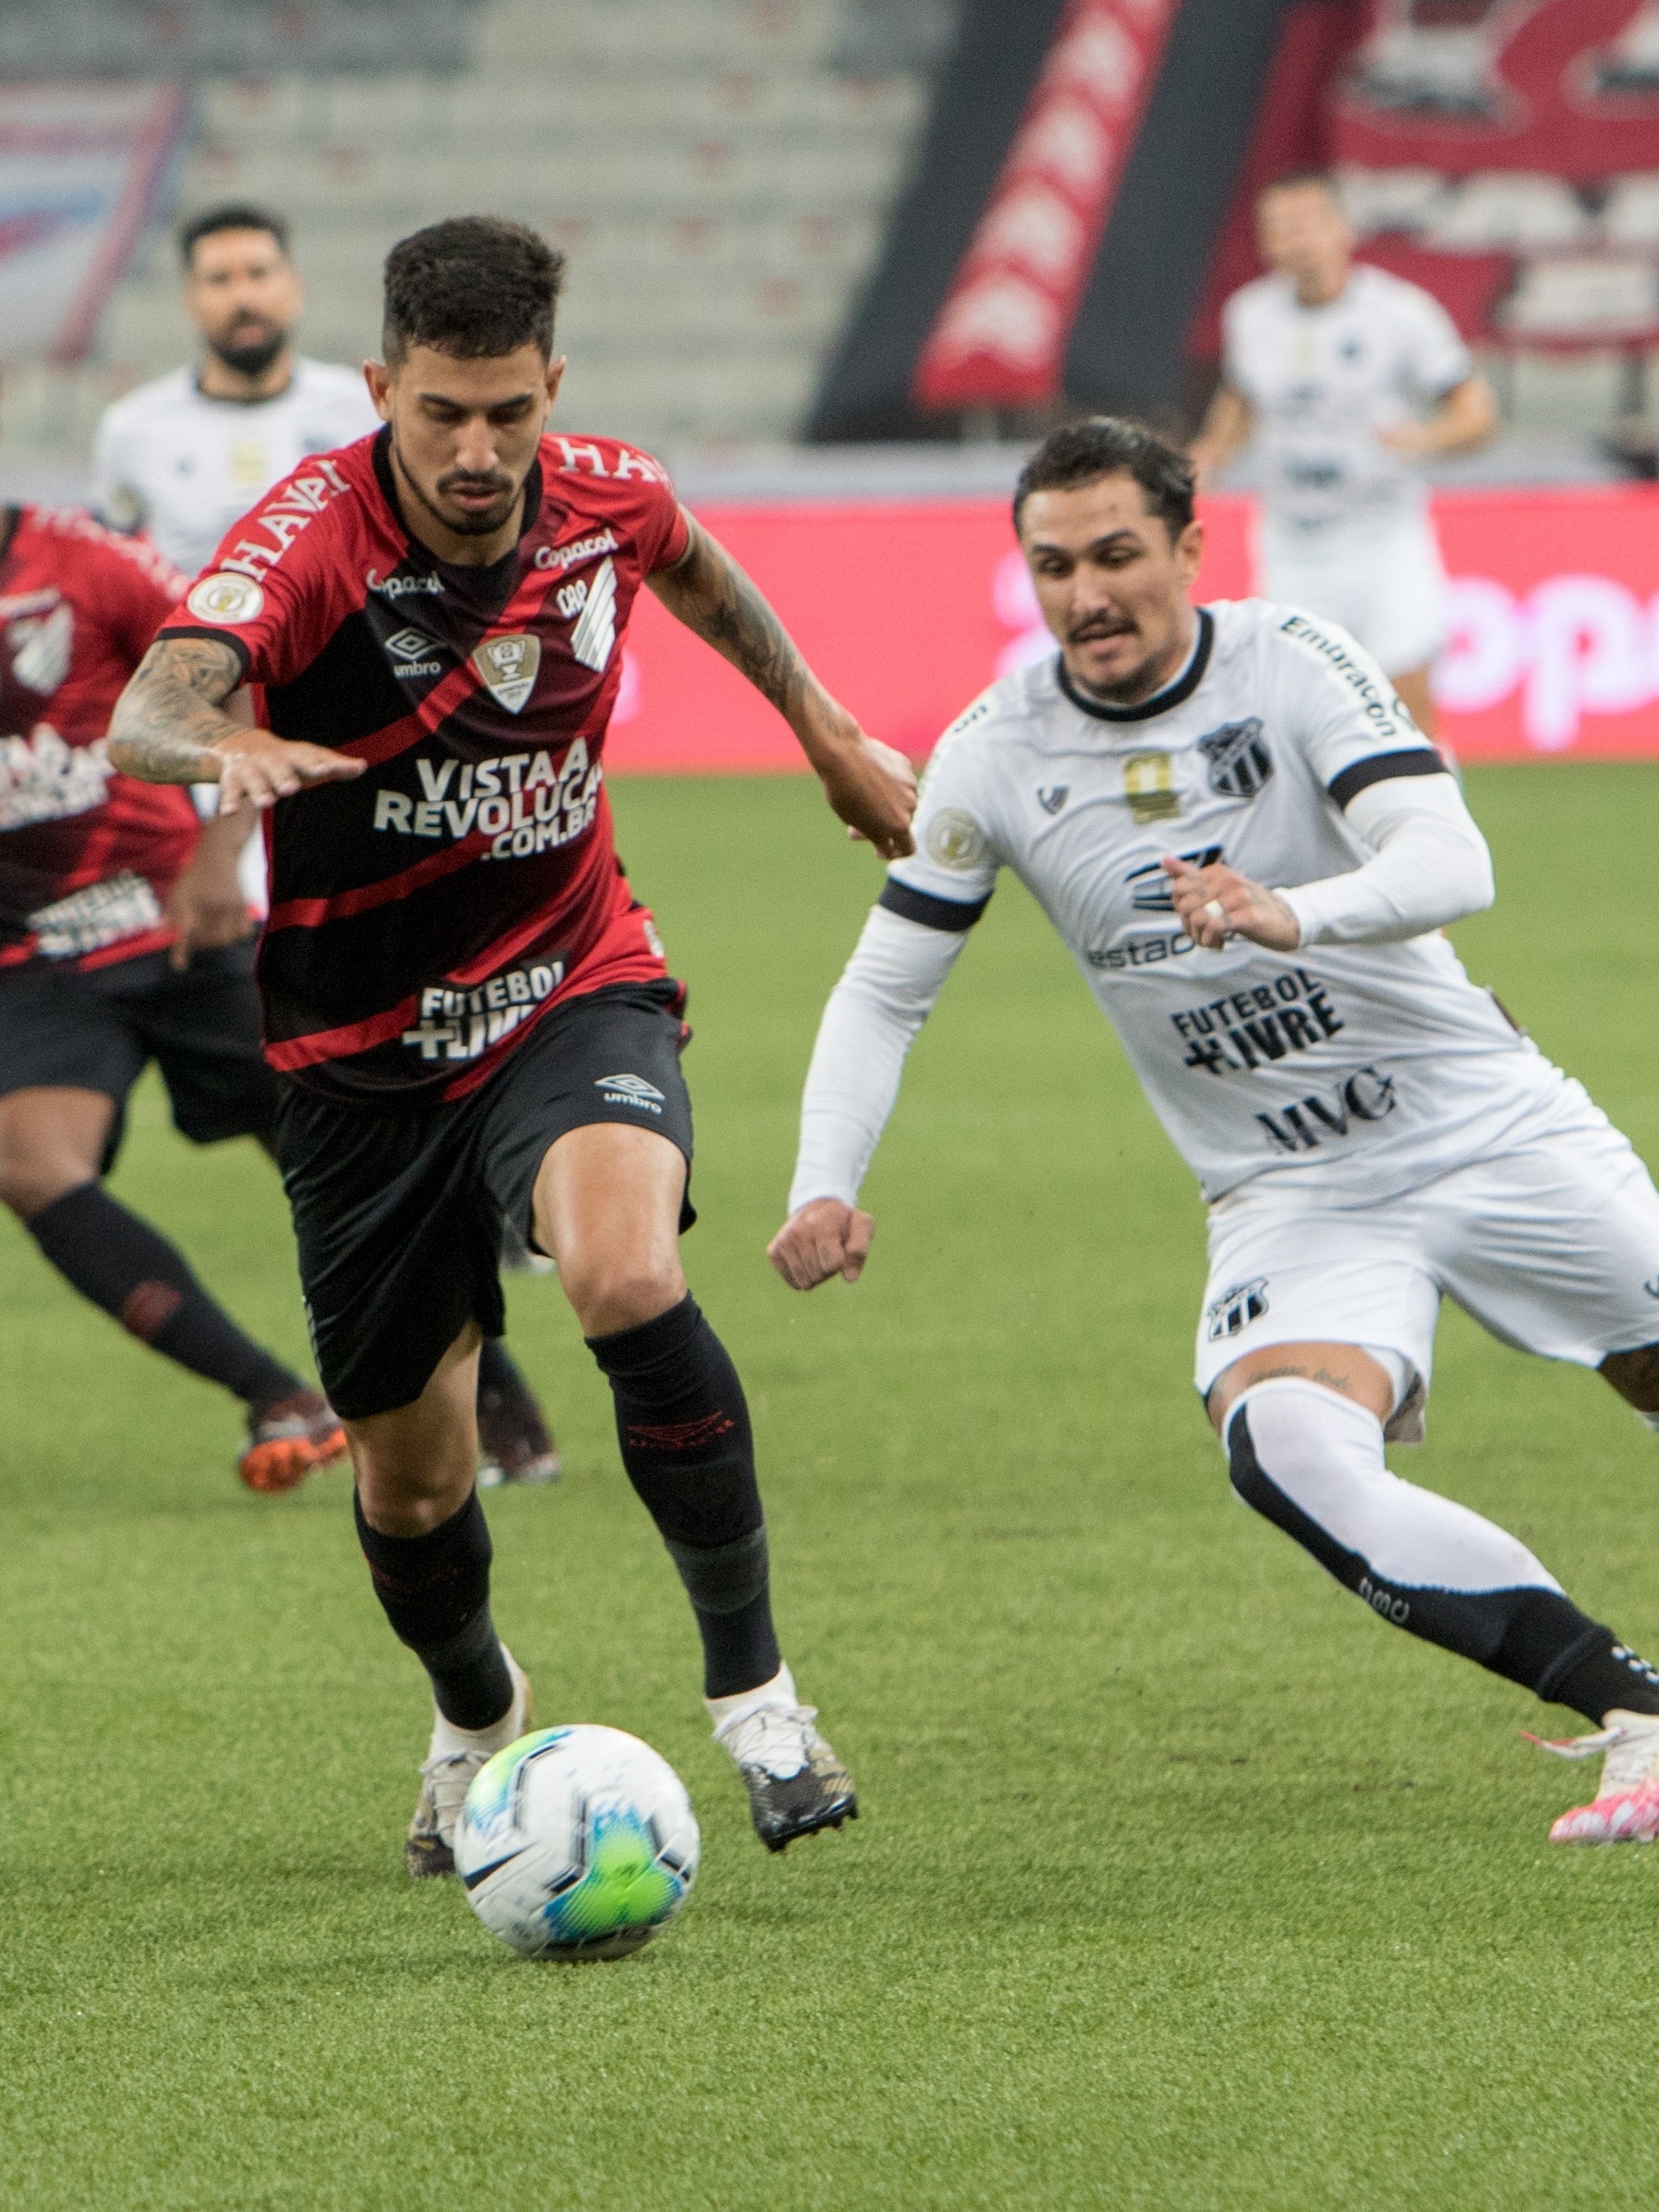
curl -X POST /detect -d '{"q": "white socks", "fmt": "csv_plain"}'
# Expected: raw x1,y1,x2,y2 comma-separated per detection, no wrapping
428,1646,527,1761
706,1661,798,1736
1230,1378,1563,1595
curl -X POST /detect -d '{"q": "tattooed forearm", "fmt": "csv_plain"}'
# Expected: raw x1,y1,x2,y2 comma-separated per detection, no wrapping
108,638,246,784
648,516,815,726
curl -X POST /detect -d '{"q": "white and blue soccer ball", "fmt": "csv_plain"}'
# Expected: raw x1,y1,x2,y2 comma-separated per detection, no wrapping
455,1724,699,1962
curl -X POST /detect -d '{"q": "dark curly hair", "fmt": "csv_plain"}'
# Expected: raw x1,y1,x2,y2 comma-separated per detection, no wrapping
1013,417,1195,541
381,216,565,365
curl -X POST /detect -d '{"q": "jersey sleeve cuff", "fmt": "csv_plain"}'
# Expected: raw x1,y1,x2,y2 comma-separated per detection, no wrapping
1326,747,1447,810
154,624,254,676
878,878,991,931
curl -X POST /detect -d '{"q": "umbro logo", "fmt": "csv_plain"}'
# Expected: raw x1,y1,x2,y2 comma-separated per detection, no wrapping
384,625,443,679
1036,784,1069,815
596,1072,664,1114
1644,1273,1659,1299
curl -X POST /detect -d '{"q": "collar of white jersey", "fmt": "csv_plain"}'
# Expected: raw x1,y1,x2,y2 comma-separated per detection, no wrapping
1055,606,1213,724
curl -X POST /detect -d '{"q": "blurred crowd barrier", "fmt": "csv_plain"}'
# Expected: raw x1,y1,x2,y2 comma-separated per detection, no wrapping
603,486,1659,772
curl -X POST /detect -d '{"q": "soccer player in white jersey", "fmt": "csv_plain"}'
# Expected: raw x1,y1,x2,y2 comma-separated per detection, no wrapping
89,205,554,1481
770,417,1659,1846
1190,171,1497,743
90,203,380,579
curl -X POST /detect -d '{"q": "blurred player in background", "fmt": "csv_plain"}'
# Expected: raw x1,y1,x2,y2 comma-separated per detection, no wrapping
111,217,916,1871
89,201,558,1488
0,497,345,1490
91,203,379,578
1190,171,1497,742
772,417,1659,1848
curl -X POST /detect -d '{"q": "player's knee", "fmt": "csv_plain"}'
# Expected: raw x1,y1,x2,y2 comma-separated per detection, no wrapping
564,1251,685,1339
1600,1343,1659,1415
0,1152,88,1221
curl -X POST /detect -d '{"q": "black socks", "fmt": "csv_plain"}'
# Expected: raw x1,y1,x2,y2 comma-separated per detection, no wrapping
1542,1623,1659,1723
587,1294,781,1697
354,1488,514,1730
29,1180,299,1407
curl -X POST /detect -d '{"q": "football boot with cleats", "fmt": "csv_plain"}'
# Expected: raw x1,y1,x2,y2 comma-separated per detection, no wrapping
238,1387,346,1494
714,1698,858,1853
405,1649,533,1879
1532,1708,1659,1842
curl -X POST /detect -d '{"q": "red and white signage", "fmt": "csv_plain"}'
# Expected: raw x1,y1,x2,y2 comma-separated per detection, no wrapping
605,487,1659,773
911,0,1181,414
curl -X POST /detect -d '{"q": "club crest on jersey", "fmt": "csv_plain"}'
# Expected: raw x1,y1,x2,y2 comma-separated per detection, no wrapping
565,554,618,674
1198,717,1273,800
187,572,264,625
471,632,540,713
1205,1278,1268,1342
8,600,73,694
1036,784,1069,815
1123,751,1180,824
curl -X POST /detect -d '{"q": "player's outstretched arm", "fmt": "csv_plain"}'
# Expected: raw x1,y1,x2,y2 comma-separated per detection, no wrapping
768,903,969,1291
648,514,916,858
109,638,365,814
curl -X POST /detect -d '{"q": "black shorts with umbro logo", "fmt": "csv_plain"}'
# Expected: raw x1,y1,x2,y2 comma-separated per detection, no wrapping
273,979,694,1418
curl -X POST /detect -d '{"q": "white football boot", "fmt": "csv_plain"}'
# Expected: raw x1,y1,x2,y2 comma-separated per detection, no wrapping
405,1647,532,1878
708,1666,858,1853
1533,1708,1659,1842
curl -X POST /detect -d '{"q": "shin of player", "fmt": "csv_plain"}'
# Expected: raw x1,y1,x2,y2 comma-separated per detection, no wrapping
111,217,913,1870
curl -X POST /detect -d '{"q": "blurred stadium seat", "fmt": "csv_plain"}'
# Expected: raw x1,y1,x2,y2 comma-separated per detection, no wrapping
6,0,951,462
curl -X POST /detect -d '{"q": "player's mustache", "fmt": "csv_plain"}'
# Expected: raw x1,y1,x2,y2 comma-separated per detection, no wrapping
437,470,514,500
1070,613,1135,643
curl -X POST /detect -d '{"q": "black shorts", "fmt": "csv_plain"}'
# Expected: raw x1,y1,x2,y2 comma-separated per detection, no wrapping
0,942,278,1169
273,980,695,1420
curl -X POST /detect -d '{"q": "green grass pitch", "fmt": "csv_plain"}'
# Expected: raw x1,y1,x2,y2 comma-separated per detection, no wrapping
3,763,1658,2209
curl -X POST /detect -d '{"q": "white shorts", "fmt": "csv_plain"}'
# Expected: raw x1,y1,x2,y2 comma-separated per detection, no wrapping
1194,1098,1659,1412
1259,512,1447,677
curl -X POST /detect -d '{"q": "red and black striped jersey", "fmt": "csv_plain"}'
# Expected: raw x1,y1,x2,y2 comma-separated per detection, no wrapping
0,505,196,971
158,428,690,1104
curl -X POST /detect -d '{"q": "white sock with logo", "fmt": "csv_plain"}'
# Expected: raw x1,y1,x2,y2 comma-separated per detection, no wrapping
705,1661,798,1736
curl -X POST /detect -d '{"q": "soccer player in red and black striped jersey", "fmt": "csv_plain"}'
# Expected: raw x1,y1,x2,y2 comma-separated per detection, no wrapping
0,499,350,1490
111,216,917,1866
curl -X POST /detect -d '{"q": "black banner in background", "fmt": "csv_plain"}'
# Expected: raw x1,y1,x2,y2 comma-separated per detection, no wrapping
806,0,1068,444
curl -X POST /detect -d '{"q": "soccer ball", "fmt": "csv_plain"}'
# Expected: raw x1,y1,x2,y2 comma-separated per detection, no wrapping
454,1724,699,1962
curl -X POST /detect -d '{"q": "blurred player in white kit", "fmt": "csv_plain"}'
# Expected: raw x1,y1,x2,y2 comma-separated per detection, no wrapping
91,203,379,580
1191,171,1497,741
772,418,1659,1847
86,203,557,1483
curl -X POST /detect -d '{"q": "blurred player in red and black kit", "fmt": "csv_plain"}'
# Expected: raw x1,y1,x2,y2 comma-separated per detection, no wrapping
111,216,918,1867
0,502,346,1489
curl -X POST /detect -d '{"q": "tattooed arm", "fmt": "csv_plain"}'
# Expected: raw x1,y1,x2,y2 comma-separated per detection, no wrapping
648,513,916,858
108,638,364,814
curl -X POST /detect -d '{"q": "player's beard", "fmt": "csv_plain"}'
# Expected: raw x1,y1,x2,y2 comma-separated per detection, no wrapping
207,316,288,380
416,458,523,538
1065,614,1156,701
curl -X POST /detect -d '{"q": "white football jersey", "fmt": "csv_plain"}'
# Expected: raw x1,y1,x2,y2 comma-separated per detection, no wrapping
90,359,381,577
1221,263,1471,534
888,601,1568,1205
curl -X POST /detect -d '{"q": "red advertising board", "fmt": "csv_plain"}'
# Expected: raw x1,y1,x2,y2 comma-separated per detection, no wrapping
605,486,1659,772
